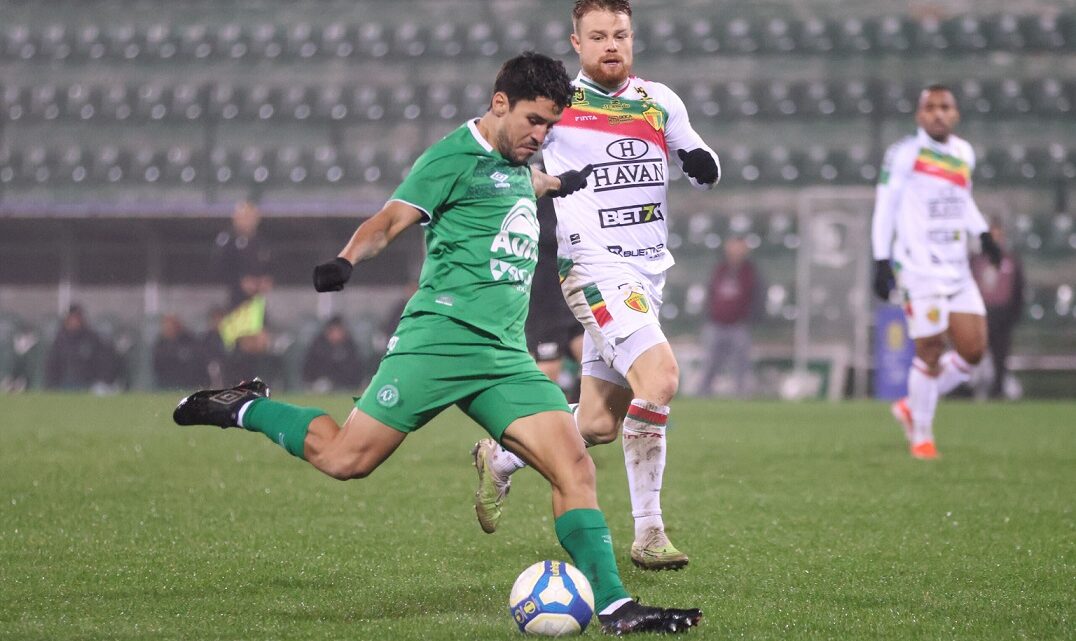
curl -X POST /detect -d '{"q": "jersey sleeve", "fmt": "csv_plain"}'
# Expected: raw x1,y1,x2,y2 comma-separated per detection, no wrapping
389,151,473,223
961,141,990,236
871,141,912,260
656,83,721,190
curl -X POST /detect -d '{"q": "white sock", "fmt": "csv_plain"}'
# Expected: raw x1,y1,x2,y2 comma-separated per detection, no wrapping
622,399,668,540
907,358,939,445
236,400,256,428
491,445,525,477
936,351,972,396
599,597,634,616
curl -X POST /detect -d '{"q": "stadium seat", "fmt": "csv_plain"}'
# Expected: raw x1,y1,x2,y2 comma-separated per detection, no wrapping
130,147,165,184
211,23,245,61
944,16,988,52
91,145,127,184
724,81,759,117
388,84,422,121
682,80,722,118
500,20,537,56
280,85,313,121
179,24,214,60
144,23,179,60
310,145,346,184
465,21,499,58
100,83,133,121
56,145,89,184
985,14,1026,51
797,18,835,53
956,79,993,116
392,22,427,58
913,16,949,52
875,15,913,53
0,147,16,186
1,85,28,121
75,24,107,60
723,17,760,54
134,83,170,121
760,17,798,54
1020,14,1065,51
208,147,238,184
248,23,283,60
424,82,462,122
39,23,73,61
170,83,204,121
644,18,683,55
242,84,279,121
4,24,36,61
879,80,917,116
428,22,463,58
1028,78,1072,117
537,18,572,56
274,146,309,185
356,22,389,59
321,22,354,59
29,84,62,121
285,22,319,59
758,81,798,118
346,84,387,122
683,17,720,54
834,17,876,53
991,78,1032,116
156,145,197,185
460,82,490,119
313,85,347,121
835,79,877,116
64,83,98,121
106,24,141,61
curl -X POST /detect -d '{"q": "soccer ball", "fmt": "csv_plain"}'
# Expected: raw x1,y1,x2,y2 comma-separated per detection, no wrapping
508,560,594,636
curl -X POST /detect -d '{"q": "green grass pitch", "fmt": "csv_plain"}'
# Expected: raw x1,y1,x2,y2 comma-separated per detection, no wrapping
1,395,1072,640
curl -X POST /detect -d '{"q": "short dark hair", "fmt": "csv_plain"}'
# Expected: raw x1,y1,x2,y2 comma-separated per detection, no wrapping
572,0,632,30
492,51,573,111
921,83,957,106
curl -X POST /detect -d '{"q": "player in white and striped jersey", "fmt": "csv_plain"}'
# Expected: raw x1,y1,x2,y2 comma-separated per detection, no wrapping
871,85,1002,460
472,0,720,573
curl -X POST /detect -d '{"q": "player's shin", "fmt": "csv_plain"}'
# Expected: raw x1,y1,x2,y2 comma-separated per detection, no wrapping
936,351,972,395
622,400,669,538
554,508,631,612
907,358,939,446
239,398,326,459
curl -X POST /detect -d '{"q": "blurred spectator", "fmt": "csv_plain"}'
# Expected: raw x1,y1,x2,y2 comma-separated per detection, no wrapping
45,304,120,390
302,316,365,392
226,328,278,384
216,199,273,308
695,236,762,398
971,220,1024,399
152,314,204,389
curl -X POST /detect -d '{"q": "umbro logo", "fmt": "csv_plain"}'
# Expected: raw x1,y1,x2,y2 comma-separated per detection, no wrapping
490,171,510,188
209,390,244,404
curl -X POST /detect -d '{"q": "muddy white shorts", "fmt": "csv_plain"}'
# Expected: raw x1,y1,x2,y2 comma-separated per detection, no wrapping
900,276,986,339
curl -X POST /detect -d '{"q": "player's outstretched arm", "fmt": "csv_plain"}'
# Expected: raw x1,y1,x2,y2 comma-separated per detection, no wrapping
531,165,593,198
313,201,423,292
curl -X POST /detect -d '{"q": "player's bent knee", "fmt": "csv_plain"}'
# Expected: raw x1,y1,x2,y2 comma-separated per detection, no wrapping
960,346,985,365
580,415,620,445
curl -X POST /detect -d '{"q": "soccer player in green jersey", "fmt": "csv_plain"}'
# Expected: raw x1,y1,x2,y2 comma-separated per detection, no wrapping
172,52,701,634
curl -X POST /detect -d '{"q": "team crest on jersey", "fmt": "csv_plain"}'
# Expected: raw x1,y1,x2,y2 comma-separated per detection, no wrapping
624,290,650,313
926,307,941,324
642,105,665,131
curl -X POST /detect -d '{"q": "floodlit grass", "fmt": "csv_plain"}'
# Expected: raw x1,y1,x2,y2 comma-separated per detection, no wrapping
1,395,1072,640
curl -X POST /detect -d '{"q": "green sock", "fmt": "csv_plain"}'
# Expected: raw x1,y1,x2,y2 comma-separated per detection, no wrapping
554,508,630,612
241,398,326,460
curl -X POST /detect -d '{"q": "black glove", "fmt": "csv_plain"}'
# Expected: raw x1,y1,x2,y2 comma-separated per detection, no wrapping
677,148,720,184
979,232,1002,267
313,257,353,292
549,164,593,198
872,259,895,301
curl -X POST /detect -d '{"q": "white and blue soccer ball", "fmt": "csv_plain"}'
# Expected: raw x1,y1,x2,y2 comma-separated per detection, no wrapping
508,560,594,636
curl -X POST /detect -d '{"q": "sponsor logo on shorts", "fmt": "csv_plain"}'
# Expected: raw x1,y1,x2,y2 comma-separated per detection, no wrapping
598,203,664,228
376,384,400,407
624,291,650,313
926,307,941,323
386,336,399,352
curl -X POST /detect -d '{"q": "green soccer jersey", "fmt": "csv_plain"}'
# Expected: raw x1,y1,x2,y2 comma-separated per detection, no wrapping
389,120,539,350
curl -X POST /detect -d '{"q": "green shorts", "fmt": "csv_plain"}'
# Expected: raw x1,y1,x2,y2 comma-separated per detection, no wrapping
356,313,570,442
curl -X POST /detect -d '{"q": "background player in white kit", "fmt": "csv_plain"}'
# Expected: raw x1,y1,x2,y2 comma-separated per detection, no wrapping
472,0,720,570
871,85,1002,460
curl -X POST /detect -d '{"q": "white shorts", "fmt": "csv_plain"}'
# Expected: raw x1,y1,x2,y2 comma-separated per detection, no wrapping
560,263,668,387
900,277,986,339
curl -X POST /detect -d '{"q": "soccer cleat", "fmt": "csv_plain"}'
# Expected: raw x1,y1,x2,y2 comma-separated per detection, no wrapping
172,378,270,428
890,398,914,443
910,440,939,460
471,438,511,534
598,600,702,635
630,529,689,571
